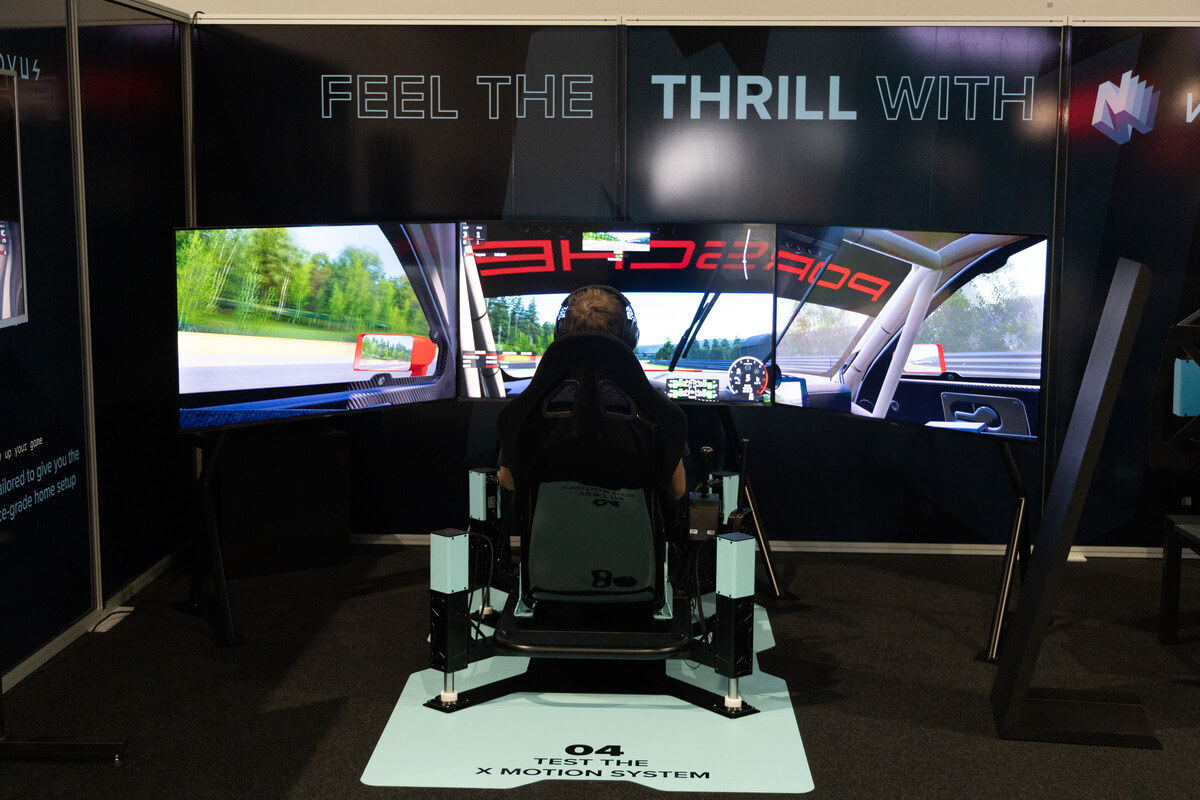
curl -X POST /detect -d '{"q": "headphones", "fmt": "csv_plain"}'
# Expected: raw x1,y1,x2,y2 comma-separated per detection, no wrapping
554,285,639,349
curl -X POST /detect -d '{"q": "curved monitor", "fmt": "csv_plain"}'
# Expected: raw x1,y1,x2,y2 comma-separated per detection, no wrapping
176,222,457,432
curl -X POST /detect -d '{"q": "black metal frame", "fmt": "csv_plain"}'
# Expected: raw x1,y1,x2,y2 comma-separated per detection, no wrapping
979,438,1032,663
1160,514,1200,644
426,530,760,719
174,432,243,647
1149,310,1200,471
990,258,1159,749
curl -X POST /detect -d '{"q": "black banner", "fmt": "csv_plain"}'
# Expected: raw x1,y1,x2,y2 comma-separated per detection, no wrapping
194,25,621,225
626,26,1062,233
1058,27,1200,545
77,0,188,596
0,12,92,674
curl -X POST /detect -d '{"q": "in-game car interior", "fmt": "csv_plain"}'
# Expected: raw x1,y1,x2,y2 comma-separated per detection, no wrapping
774,225,1047,438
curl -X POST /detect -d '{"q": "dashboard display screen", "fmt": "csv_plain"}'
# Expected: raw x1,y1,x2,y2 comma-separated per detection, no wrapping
666,376,721,402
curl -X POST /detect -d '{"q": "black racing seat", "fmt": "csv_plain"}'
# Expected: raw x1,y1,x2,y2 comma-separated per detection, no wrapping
492,333,689,658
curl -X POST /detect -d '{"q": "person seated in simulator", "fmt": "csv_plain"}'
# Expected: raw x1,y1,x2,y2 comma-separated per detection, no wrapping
496,285,687,501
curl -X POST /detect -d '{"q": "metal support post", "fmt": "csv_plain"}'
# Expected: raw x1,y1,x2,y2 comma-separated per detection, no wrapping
428,529,471,708
714,532,757,715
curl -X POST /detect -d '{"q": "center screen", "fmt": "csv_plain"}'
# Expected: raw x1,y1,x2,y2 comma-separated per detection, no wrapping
458,221,776,404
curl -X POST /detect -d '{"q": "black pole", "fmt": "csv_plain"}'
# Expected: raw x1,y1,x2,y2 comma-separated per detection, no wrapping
197,432,242,646
979,438,1029,663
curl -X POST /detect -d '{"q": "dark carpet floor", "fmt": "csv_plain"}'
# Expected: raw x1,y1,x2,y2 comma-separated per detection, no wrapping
1,547,1198,799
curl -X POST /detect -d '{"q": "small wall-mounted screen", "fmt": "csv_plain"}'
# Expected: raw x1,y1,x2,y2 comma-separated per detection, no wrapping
0,72,27,331
774,225,1048,439
176,222,457,431
459,221,776,404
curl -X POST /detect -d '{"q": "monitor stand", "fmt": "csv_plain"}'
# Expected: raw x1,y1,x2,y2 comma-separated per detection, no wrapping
990,258,1159,749
978,438,1031,664
174,432,243,647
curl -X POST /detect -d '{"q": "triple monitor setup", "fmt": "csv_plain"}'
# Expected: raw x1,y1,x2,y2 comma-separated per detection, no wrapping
175,220,1048,438
173,218,1050,715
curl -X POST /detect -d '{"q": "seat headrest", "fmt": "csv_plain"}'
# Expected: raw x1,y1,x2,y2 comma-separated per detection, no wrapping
496,334,686,481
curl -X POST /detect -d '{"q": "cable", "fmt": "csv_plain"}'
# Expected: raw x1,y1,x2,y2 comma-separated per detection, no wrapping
692,537,716,643
466,532,495,643
676,537,717,669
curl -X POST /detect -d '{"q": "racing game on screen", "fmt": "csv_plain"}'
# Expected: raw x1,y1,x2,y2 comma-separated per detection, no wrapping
459,221,777,404
176,222,457,431
0,72,26,331
774,225,1047,439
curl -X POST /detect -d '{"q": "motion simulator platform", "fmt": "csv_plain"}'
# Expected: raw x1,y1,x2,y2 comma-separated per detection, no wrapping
362,597,813,793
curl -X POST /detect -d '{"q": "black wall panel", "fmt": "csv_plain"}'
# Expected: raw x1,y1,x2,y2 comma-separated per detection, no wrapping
0,3,92,675
187,24,625,559
626,26,1061,232
192,25,621,226
1056,27,1200,545
185,22,1200,551
623,25,1061,545
77,0,190,602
